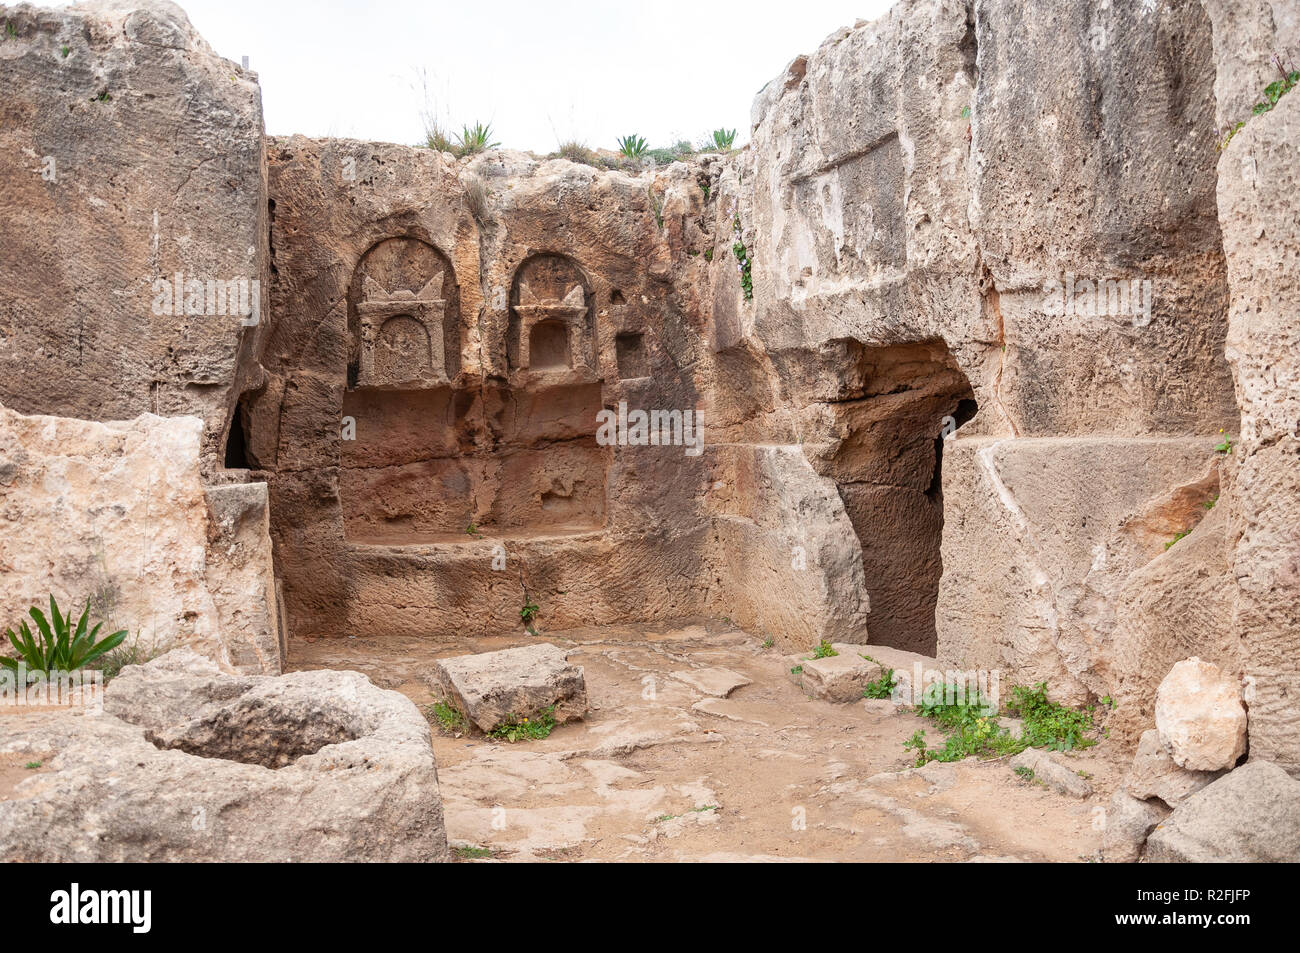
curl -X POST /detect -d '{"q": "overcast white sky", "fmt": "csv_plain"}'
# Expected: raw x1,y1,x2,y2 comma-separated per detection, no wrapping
168,0,895,152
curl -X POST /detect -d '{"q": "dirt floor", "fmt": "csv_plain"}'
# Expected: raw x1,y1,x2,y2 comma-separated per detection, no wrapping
290,619,1129,862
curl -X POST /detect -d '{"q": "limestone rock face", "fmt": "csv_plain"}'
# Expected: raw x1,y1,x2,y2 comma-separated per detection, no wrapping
1155,658,1247,772
1217,74,1300,776
0,404,280,673
1144,762,1300,863
0,650,448,862
1124,729,1224,807
429,643,588,733
0,0,269,469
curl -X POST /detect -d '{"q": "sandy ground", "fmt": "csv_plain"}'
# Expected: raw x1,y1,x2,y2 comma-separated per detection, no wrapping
290,619,1129,862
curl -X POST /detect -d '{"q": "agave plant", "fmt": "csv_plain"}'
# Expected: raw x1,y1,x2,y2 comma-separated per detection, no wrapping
454,121,499,156
2,596,127,676
617,134,648,159
711,127,737,150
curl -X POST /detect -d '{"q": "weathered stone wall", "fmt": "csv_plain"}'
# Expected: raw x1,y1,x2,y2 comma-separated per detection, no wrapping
3,0,1299,753
0,0,269,471
1210,0,1300,775
739,0,1245,706
253,138,859,644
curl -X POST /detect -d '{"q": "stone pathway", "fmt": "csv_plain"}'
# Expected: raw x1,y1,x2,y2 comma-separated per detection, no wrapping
290,620,1127,862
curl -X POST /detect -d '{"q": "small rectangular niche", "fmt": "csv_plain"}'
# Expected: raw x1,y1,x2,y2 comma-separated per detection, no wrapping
615,332,649,379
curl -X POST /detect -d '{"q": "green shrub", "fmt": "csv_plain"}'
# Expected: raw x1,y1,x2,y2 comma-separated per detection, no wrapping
617,134,648,159
710,128,737,150
455,121,498,156
1005,682,1096,752
427,701,469,735
488,706,556,743
2,596,126,676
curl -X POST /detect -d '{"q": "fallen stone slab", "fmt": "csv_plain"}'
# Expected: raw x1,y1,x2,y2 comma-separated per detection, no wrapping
0,650,448,862
671,666,752,698
429,643,588,733
800,652,885,703
1101,791,1169,863
1010,748,1093,799
1124,729,1223,807
1155,657,1247,771
1144,761,1300,862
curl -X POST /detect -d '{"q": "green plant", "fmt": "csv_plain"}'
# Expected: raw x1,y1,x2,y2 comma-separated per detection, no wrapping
4,20,15,38
1218,53,1299,149
555,140,601,166
909,683,1020,763
465,522,480,536
488,705,556,743
427,701,469,735
862,666,897,700
61,45,70,58
710,128,737,150
1013,764,1034,780
24,761,41,770
761,635,774,649
454,845,495,860
1215,430,1233,454
91,636,164,683
425,122,457,154
703,248,713,262
2,596,127,676
94,90,110,103
1165,530,1190,551
1005,682,1097,752
960,105,971,119
903,729,929,767
455,121,499,156
811,639,837,659
520,599,540,635
1202,495,1218,511
790,665,803,675
617,134,648,159
732,215,753,300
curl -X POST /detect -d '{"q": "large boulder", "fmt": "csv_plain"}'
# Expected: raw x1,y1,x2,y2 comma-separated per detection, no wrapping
1144,762,1300,862
1154,658,1247,771
0,650,448,861
429,643,588,733
0,404,281,673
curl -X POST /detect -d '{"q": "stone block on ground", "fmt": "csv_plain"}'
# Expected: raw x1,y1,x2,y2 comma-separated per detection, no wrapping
1144,762,1300,862
1010,748,1093,799
1155,657,1247,771
0,649,448,862
429,643,588,733
800,651,884,703
1101,791,1170,864
1125,729,1223,806
671,667,752,697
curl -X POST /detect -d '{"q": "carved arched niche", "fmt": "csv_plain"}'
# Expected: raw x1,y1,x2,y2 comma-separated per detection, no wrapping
347,237,460,388
508,253,594,373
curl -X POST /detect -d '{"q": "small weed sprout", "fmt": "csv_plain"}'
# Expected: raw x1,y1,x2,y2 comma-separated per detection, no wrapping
488,705,556,743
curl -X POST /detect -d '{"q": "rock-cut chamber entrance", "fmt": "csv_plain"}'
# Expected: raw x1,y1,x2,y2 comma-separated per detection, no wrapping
810,339,976,655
